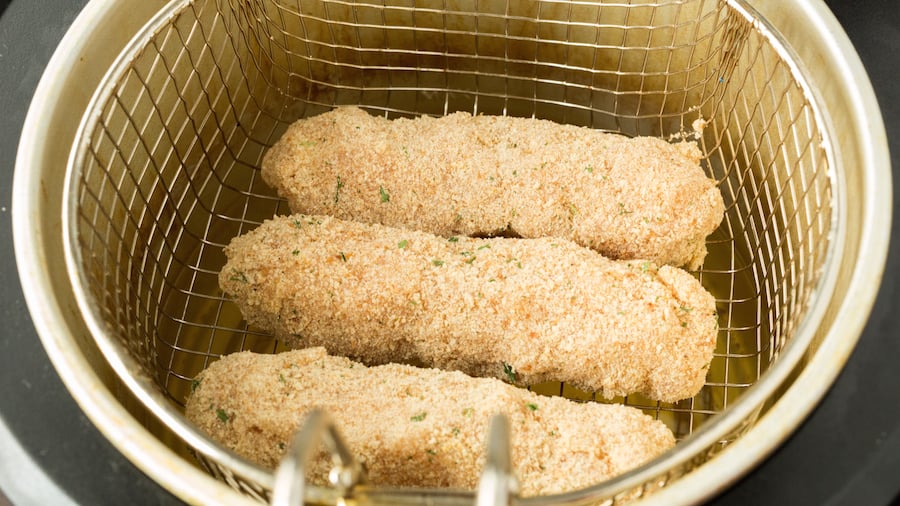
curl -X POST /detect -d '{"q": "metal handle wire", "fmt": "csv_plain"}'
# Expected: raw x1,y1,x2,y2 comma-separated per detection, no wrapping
272,412,518,506
476,415,518,506
272,409,365,506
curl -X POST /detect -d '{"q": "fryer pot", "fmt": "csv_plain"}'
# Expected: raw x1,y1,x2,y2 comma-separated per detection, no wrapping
10,0,892,504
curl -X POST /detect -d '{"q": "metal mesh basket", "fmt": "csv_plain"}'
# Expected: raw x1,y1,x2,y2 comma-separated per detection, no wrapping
64,0,834,502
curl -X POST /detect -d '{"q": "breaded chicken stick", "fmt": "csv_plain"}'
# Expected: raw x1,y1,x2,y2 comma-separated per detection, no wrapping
220,214,718,402
261,106,724,269
185,347,675,497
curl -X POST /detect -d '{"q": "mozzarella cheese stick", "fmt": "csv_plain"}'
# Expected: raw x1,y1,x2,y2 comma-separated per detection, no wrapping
220,214,718,401
261,106,724,269
185,347,676,496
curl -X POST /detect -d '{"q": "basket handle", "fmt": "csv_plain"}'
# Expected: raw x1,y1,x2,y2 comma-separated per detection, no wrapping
271,411,519,505
271,409,365,506
476,414,519,506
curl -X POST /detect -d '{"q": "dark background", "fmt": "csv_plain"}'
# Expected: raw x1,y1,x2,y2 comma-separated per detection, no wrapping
0,0,897,504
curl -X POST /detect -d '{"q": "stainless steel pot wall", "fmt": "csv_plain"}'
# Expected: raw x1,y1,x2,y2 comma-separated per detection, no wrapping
13,0,891,504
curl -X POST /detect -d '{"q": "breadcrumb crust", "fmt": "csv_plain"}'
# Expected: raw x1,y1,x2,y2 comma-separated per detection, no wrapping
261,107,724,269
220,214,718,402
185,348,676,496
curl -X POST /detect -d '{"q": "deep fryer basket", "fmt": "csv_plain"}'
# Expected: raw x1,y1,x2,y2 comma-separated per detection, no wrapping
61,0,842,502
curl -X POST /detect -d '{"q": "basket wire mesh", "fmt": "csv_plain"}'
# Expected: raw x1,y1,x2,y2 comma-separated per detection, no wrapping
67,0,832,502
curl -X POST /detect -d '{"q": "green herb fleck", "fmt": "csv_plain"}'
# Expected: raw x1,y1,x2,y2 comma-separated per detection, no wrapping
549,430,558,436
279,373,286,383
398,239,409,249
451,427,461,436
229,271,248,283
379,185,390,203
299,140,316,147
339,252,348,262
679,306,693,313
426,449,437,456
640,261,651,272
618,202,632,215
292,219,303,228
448,236,459,243
462,407,474,417
477,244,491,250
292,249,300,256
216,409,229,423
454,213,463,223
526,403,539,411
681,321,688,328
411,412,427,422
432,259,445,267
585,165,594,173
278,442,286,450
190,379,201,392
333,176,344,204
503,363,517,383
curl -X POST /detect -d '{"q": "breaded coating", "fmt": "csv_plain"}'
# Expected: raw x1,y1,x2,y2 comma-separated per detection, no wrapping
220,214,718,402
185,348,676,496
261,106,724,269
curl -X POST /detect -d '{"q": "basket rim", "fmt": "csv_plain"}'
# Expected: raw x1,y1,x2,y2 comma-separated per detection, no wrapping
642,0,892,500
12,0,254,503
12,0,891,504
